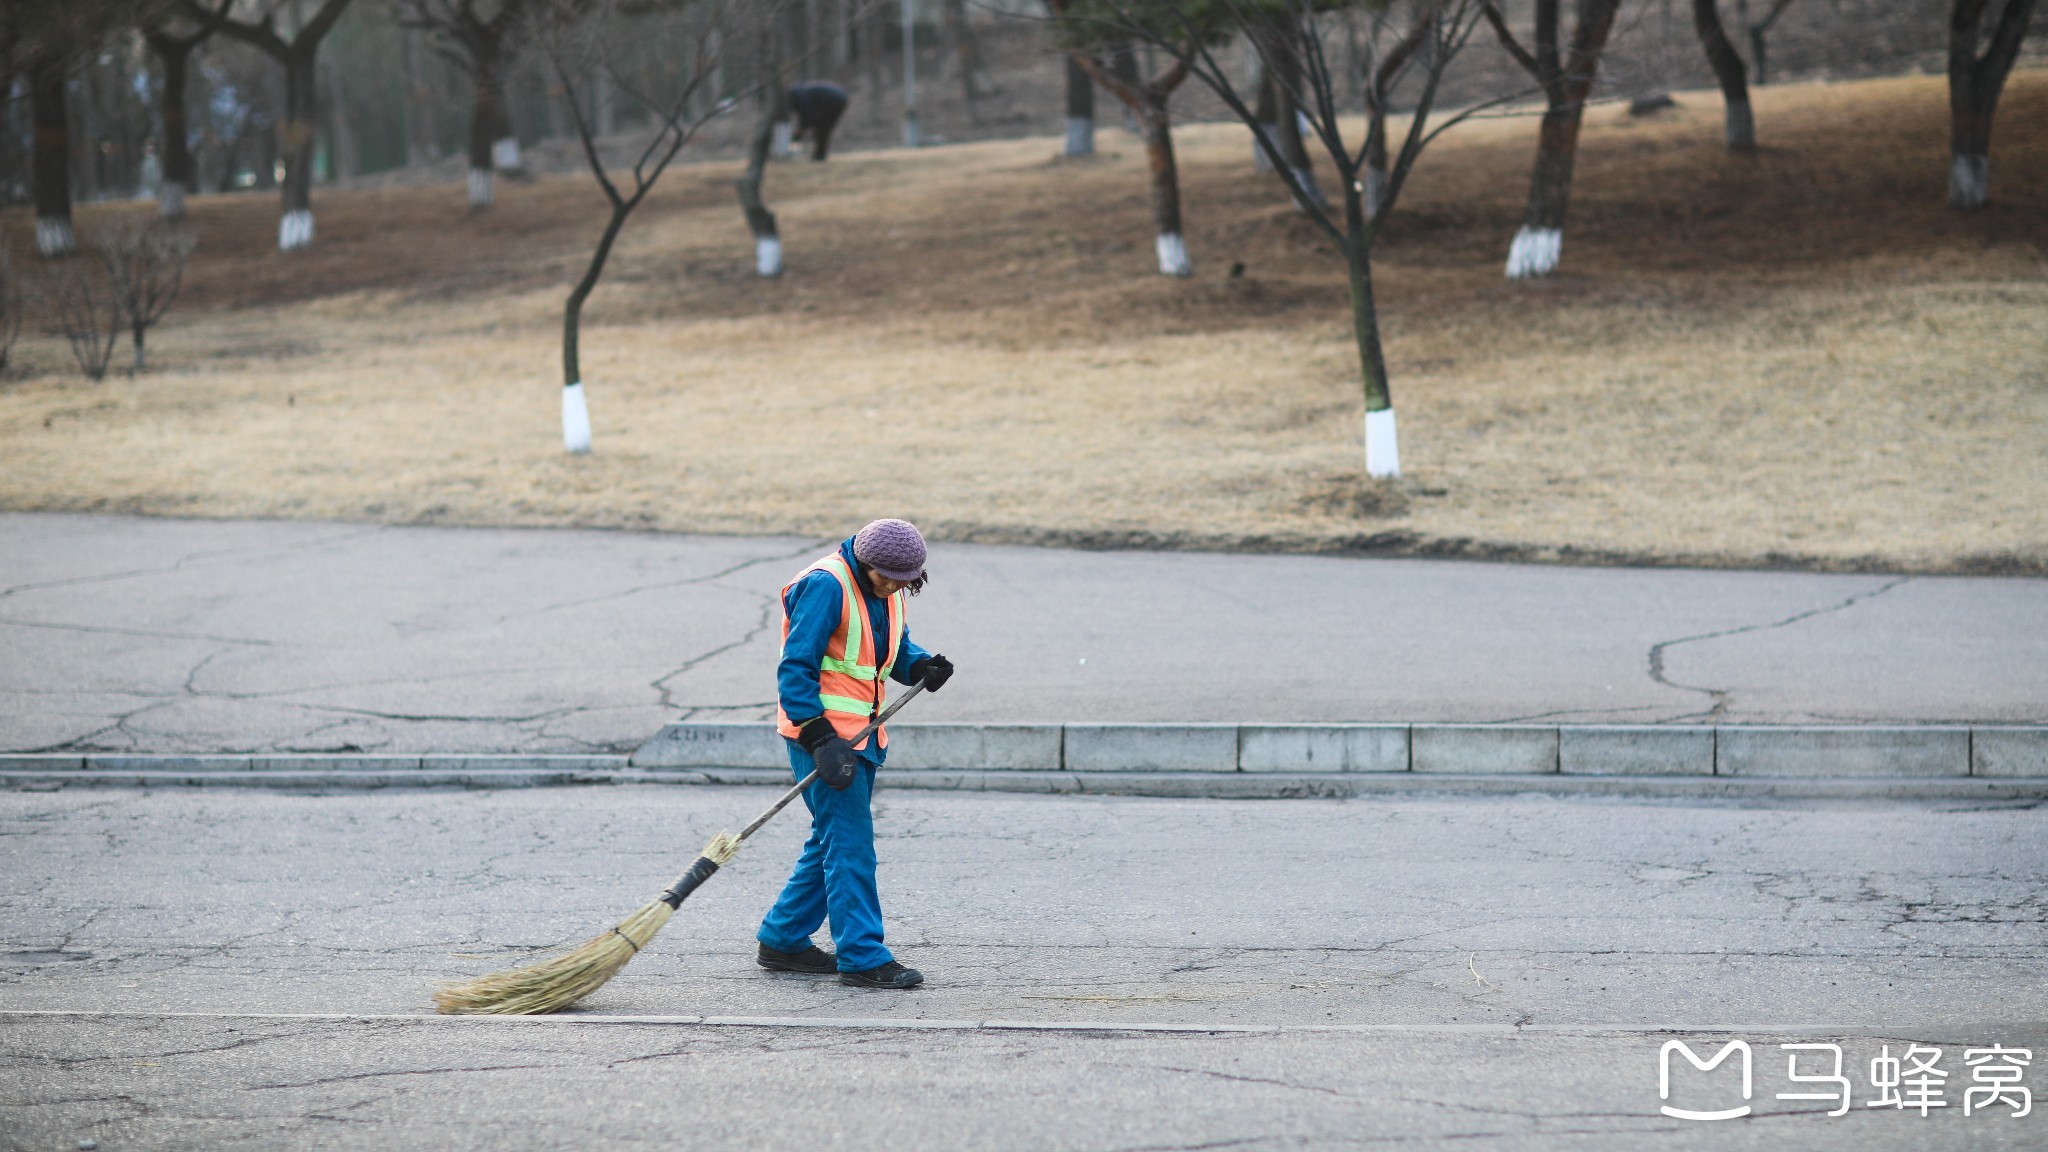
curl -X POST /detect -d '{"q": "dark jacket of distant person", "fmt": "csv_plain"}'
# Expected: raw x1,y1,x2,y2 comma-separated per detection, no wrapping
790,81,849,161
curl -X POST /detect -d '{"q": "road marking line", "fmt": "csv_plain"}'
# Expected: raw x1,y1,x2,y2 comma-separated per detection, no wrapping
0,1010,1892,1036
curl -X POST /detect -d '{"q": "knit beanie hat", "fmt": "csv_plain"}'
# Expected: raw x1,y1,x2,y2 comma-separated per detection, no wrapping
853,518,927,582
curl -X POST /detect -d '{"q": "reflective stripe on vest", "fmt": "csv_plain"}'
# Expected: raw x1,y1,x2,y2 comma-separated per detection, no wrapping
774,552,905,750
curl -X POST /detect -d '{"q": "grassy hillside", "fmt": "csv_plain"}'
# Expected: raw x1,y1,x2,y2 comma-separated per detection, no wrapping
2,72,2044,572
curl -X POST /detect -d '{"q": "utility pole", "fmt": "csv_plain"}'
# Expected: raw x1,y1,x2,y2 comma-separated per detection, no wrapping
901,0,920,146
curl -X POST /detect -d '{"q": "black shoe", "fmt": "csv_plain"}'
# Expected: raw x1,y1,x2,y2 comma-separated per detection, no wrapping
757,942,837,974
839,960,924,989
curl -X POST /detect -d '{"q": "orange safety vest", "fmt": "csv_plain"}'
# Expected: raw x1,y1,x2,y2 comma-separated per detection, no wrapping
774,552,906,751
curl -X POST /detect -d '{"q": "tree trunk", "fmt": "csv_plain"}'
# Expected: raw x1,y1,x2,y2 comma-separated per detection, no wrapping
468,36,510,210
156,37,198,220
1140,97,1189,277
561,201,632,453
1504,0,1622,279
1947,0,2037,211
1364,108,1388,220
1268,40,1324,211
1346,226,1397,477
1506,105,1580,277
279,51,319,250
1694,0,1755,151
31,57,76,257
1064,55,1094,157
737,87,786,277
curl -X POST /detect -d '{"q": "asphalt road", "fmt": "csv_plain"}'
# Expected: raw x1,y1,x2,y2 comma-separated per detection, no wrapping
4,786,2044,1149
4,514,2045,755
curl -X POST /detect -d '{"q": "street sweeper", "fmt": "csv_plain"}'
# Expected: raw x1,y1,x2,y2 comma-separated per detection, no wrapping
757,518,954,989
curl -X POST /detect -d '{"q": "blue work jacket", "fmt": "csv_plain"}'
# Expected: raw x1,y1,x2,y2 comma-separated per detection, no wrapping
778,538,930,766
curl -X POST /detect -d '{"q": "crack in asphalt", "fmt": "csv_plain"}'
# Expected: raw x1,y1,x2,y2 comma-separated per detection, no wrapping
651,587,788,713
8,537,823,755
1646,576,1914,721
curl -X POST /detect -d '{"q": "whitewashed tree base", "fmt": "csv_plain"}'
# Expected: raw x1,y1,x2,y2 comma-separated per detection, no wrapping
468,168,493,210
1948,154,1989,210
1064,116,1095,157
278,210,315,252
756,235,783,277
1251,124,1277,172
1364,167,1387,220
492,137,522,173
771,122,793,159
1505,226,1561,279
1365,408,1400,478
158,183,187,222
562,383,592,454
35,218,76,257
1156,232,1192,277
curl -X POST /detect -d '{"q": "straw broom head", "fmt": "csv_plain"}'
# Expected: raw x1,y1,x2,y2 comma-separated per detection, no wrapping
435,831,741,1016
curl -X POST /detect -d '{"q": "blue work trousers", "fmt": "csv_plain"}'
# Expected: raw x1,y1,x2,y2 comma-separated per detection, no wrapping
756,741,893,972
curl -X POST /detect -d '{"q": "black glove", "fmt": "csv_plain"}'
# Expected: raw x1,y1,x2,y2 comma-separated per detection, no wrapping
911,654,954,693
797,717,859,792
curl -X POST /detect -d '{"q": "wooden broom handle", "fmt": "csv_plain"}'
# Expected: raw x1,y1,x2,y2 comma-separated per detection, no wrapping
736,682,927,843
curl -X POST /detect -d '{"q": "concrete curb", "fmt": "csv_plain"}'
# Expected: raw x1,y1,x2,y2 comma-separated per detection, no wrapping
5,765,2048,802
3,725,2042,797
628,722,2048,779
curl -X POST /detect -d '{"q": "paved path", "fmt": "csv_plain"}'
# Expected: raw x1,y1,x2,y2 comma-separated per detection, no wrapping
3,786,2043,1149
3,513,2045,755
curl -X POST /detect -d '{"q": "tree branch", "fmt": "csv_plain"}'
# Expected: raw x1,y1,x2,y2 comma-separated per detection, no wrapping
1482,0,1540,78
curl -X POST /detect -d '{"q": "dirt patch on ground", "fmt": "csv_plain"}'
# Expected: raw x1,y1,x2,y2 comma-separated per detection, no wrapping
2,73,2044,573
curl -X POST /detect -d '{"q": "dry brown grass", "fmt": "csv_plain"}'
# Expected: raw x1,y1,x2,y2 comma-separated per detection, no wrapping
2,72,2043,572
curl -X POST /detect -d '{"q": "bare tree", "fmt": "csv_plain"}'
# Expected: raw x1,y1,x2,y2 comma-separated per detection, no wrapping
1,1,134,257
1484,0,1624,279
391,0,533,211
1076,0,1504,478
5,6,71,255
1734,0,1794,84
738,26,793,278
1947,0,2035,210
146,1,232,221
47,258,124,381
1064,53,1096,156
1046,1,1237,277
1692,1,1755,151
94,219,197,373
182,0,358,250
28,52,76,256
544,0,779,453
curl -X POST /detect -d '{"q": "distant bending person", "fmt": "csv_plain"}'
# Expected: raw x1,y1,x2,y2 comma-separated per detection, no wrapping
789,80,849,161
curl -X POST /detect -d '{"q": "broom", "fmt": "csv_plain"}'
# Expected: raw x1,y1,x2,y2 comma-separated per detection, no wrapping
434,683,927,1015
